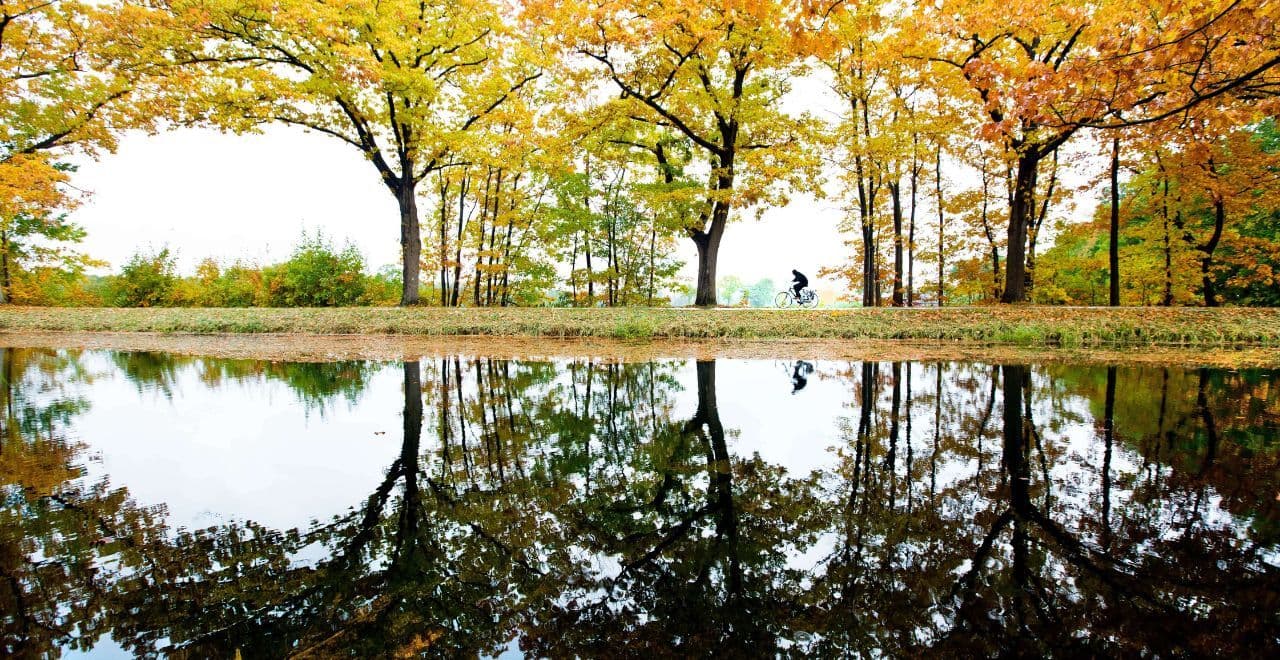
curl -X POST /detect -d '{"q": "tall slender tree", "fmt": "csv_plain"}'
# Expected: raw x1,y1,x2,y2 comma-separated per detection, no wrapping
540,0,818,306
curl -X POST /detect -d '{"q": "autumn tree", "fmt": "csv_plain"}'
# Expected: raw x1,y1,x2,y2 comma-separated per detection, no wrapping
162,0,541,305
546,116,693,307
913,0,1280,302
0,0,172,303
538,0,818,306
804,0,941,307
1044,117,1280,307
424,101,560,307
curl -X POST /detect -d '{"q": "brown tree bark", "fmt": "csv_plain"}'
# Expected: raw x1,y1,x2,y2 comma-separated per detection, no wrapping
1109,137,1122,307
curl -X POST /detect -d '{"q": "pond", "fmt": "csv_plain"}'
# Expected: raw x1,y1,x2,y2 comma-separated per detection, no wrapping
2,346,1278,657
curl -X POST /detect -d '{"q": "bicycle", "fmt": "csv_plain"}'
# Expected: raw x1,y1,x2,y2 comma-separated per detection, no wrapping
775,287,819,309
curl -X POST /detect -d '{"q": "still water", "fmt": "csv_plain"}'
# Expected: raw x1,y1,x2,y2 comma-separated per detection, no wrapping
2,347,1278,657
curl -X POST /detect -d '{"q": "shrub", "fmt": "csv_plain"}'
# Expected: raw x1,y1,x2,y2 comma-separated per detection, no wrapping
267,232,368,307
112,248,178,307
361,265,402,306
191,258,267,307
8,267,105,306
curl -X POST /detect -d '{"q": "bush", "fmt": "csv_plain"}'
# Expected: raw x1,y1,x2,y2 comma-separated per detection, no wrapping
266,232,368,307
189,258,268,307
361,265,402,306
112,248,178,307
8,267,105,306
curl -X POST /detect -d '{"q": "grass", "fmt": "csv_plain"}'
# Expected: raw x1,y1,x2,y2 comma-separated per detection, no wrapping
2,305,1280,348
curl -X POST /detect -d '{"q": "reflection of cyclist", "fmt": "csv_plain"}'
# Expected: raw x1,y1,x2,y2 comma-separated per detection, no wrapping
791,270,809,300
791,360,813,394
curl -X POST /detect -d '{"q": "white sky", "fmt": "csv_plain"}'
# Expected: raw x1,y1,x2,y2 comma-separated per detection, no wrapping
67,126,851,287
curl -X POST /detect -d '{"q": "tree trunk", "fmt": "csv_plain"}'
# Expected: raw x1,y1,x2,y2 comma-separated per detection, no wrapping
1109,136,1121,307
501,216,514,307
584,231,595,306
1025,150,1058,298
438,177,450,306
648,225,657,306
862,220,876,307
0,230,10,305
397,183,422,306
908,161,918,307
474,173,491,308
1202,198,1226,307
692,218,725,307
1161,176,1174,307
978,163,1001,301
451,173,468,307
934,145,945,307
568,236,579,307
1156,157,1174,307
1001,154,1040,303
890,181,904,306
1102,365,1116,544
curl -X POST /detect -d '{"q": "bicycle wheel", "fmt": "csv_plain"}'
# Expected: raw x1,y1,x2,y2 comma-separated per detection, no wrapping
800,288,820,308
774,291,793,308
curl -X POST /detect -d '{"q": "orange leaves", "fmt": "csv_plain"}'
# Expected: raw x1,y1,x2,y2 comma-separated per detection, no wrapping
0,154,72,221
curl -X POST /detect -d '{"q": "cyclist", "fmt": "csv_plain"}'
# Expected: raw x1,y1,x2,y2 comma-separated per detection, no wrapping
790,269,809,302
791,360,813,394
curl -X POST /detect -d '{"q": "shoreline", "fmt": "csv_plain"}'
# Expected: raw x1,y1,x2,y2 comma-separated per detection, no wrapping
2,306,1279,347
3,330,1278,368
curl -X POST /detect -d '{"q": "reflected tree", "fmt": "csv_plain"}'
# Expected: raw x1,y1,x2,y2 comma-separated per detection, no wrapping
2,350,1277,656
0,348,168,658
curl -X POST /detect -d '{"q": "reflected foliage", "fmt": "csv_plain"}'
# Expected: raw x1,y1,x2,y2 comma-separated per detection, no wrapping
2,349,1278,656
0,348,168,658
110,351,379,414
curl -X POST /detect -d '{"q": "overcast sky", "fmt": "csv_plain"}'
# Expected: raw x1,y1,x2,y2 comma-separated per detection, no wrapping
66,125,852,287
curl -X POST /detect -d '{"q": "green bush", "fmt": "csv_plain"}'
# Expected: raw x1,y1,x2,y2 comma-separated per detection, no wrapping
112,248,178,307
266,232,368,307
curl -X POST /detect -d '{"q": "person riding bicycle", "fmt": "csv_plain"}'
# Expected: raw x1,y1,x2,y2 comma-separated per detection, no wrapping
791,360,813,394
790,270,809,301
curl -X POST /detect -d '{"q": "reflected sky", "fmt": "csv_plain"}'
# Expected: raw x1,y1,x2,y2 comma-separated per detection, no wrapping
2,347,1277,657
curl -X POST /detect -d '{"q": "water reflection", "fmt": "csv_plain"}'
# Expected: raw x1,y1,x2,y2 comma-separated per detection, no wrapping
1,348,1277,656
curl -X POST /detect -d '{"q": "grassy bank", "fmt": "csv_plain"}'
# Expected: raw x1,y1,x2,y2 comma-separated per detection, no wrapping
2,306,1279,347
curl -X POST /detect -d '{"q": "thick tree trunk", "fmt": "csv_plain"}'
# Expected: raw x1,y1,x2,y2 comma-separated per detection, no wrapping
1109,137,1121,307
692,216,725,307
1001,154,1040,303
398,184,421,306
